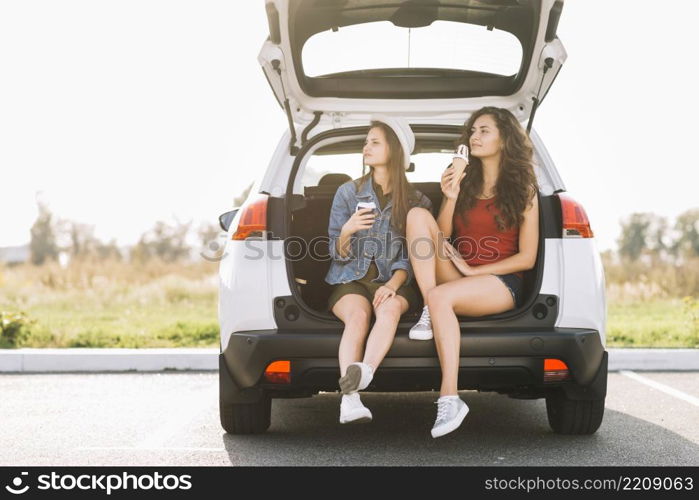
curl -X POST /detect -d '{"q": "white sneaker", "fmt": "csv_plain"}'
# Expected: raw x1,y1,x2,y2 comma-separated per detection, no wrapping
339,393,372,424
431,396,469,438
409,305,433,340
339,362,374,394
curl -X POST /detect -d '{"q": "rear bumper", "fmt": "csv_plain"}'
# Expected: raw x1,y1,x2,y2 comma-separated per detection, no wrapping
221,327,606,399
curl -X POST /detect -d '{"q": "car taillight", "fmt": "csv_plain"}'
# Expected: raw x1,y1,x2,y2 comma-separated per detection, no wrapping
232,194,268,240
544,358,570,383
557,192,594,238
264,360,291,384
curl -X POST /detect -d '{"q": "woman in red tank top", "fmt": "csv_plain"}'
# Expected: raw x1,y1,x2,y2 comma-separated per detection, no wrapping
405,106,540,438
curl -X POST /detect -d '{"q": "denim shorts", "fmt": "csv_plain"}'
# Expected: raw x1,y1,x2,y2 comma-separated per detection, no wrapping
492,273,523,307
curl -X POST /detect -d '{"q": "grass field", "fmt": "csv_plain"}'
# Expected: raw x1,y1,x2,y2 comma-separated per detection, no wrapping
10,281,218,348
1,260,219,348
607,298,698,347
1,258,698,348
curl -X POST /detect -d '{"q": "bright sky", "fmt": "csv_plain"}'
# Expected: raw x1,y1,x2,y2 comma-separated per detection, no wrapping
1,0,697,252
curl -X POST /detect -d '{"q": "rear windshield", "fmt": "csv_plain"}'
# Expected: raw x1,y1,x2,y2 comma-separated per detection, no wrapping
299,150,452,191
296,138,459,195
293,136,549,196
302,20,522,77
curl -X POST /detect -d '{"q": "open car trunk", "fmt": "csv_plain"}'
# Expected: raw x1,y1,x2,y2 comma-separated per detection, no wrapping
260,0,566,135
286,131,547,322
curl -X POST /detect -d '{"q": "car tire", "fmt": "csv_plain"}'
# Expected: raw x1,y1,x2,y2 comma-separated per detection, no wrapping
220,394,272,435
545,392,605,435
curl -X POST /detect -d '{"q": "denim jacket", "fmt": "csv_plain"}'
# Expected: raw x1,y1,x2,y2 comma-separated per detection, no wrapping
325,175,432,286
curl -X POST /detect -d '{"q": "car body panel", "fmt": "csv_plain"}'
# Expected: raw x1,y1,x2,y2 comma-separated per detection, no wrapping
556,238,607,344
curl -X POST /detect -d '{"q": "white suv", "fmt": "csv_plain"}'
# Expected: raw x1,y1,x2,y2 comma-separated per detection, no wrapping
217,0,607,435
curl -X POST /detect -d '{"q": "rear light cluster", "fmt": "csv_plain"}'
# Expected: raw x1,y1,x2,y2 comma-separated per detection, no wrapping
264,360,291,384
543,358,570,383
235,192,592,240
557,193,593,238
232,193,269,240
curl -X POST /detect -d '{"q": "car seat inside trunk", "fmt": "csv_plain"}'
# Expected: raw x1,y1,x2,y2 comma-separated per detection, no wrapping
288,174,543,321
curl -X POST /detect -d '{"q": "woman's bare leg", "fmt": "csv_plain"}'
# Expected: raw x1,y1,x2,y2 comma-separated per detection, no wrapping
332,294,373,376
406,207,463,302
428,275,516,395
362,295,409,370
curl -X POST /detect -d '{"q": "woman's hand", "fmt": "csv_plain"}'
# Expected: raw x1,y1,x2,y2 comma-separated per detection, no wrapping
342,208,376,236
441,165,466,200
373,284,396,309
442,239,475,277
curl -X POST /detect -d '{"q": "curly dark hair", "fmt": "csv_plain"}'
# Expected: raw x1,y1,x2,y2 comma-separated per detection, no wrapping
454,106,539,231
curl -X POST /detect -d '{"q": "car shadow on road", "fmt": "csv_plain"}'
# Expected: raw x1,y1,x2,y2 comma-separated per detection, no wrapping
221,391,699,466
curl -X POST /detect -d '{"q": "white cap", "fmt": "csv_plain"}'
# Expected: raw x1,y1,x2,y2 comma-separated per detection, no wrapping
369,114,415,170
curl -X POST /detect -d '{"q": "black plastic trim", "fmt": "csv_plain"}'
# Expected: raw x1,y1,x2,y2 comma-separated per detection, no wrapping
301,111,323,144
218,209,239,232
273,293,560,330
265,2,281,45
545,1,564,42
560,350,608,401
219,353,265,405
221,327,606,396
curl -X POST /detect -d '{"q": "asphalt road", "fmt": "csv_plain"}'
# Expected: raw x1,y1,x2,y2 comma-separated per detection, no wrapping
1,372,697,466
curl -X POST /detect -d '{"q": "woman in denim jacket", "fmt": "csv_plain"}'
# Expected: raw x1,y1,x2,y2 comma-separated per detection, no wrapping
325,116,432,424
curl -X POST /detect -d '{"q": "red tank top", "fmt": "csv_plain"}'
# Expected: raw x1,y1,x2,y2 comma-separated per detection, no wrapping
452,197,524,280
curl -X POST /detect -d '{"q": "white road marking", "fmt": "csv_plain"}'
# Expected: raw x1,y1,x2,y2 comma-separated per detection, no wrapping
619,370,699,407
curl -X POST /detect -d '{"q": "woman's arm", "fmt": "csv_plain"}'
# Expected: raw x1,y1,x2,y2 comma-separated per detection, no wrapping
336,227,353,260
469,191,540,276
437,197,457,238
393,191,434,285
436,164,463,238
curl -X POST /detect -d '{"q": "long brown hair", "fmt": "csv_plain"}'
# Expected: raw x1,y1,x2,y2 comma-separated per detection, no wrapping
355,121,418,235
454,106,538,231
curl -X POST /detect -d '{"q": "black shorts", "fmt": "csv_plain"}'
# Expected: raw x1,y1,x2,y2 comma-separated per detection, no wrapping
492,273,523,307
328,261,420,313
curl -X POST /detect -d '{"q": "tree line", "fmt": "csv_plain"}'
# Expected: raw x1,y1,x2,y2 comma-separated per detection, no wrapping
28,201,215,265
26,192,698,266
616,209,699,263
27,185,253,266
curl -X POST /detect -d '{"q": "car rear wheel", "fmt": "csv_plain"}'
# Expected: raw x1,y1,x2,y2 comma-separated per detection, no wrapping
545,392,605,435
220,394,271,435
